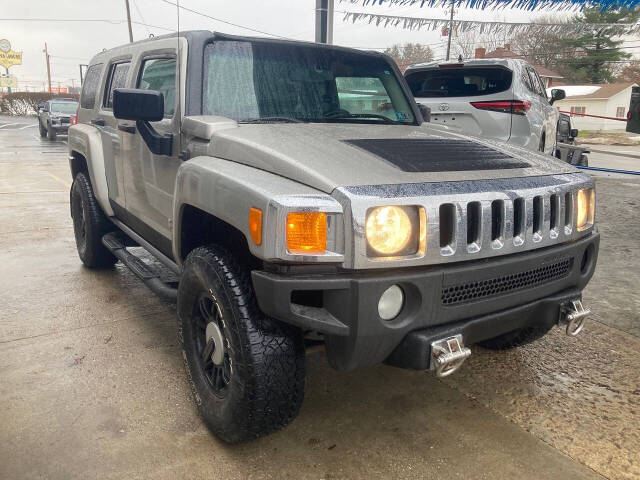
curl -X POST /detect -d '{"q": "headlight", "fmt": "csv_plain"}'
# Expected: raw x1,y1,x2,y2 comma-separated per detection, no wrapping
576,188,595,231
366,206,422,257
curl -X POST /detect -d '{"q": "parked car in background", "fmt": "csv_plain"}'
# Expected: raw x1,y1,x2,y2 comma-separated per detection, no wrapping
38,98,78,140
404,59,565,155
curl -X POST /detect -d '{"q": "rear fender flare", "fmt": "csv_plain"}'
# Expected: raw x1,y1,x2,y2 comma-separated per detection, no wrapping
67,124,113,216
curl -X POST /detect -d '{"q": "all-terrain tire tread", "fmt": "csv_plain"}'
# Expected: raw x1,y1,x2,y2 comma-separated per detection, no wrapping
71,172,117,268
178,245,305,443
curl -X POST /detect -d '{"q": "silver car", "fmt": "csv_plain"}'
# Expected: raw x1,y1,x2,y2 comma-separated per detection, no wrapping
405,59,565,155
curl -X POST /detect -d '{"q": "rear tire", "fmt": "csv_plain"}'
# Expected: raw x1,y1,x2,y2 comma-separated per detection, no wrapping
478,324,553,350
70,172,117,268
178,245,305,443
538,134,545,153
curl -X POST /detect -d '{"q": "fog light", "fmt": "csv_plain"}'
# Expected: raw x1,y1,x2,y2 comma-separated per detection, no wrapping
378,285,404,320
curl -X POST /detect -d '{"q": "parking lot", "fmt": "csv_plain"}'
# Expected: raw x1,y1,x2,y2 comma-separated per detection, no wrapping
1,119,638,479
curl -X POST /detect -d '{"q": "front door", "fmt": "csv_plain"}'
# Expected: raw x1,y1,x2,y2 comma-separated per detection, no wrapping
119,46,181,257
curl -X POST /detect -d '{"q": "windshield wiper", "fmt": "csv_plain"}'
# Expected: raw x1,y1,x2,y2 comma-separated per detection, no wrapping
323,113,397,124
238,116,303,124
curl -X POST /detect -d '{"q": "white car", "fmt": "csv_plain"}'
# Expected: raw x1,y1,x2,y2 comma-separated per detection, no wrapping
404,58,565,155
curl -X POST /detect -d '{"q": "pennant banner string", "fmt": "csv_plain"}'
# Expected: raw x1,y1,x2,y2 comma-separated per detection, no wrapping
341,11,640,35
340,0,640,12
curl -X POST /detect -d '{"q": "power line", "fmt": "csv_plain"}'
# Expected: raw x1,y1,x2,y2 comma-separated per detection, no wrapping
157,0,293,39
0,17,174,32
132,0,151,37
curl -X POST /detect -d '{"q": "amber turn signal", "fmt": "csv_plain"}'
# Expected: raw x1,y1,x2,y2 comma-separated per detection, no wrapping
286,212,327,254
249,207,263,245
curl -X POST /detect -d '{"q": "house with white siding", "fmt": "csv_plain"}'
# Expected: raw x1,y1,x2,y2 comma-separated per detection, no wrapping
547,83,638,131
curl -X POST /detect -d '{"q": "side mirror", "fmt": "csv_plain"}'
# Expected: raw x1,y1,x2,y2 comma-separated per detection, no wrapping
113,88,164,121
550,88,566,105
113,88,172,156
570,128,579,138
418,103,431,123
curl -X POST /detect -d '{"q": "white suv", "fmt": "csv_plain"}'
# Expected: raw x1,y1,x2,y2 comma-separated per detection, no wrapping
405,58,565,155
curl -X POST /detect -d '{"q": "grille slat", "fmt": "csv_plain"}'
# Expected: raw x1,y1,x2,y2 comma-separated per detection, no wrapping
441,258,572,305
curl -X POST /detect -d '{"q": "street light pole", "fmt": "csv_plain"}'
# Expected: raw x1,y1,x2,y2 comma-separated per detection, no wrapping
125,0,134,43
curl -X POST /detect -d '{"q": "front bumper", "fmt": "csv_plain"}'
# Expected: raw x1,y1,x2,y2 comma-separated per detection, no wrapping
252,232,599,371
51,124,70,133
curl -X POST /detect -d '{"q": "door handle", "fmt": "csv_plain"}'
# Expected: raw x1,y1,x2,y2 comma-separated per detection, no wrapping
118,124,136,134
90,119,105,126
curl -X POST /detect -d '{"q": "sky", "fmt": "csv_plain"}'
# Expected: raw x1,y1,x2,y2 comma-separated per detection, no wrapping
0,0,627,89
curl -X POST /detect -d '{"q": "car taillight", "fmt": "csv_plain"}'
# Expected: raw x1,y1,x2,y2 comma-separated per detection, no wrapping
70,111,78,125
470,100,531,115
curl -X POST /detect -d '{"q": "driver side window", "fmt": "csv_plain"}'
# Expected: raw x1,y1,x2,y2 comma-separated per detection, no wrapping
137,57,177,118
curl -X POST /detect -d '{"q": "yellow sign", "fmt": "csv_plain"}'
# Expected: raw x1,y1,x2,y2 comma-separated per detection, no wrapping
0,76,17,88
0,39,22,70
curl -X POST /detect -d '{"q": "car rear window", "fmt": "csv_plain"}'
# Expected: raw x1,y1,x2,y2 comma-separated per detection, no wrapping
405,67,512,98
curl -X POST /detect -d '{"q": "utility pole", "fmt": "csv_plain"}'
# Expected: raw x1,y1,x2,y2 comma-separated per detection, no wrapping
445,0,455,61
315,0,334,44
79,64,88,85
44,42,52,94
125,0,134,43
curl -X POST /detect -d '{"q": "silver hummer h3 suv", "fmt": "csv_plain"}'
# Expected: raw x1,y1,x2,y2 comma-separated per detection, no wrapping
68,31,598,443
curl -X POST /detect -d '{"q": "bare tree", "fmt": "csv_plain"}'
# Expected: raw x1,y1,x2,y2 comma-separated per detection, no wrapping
384,43,434,71
453,30,502,61
618,60,640,84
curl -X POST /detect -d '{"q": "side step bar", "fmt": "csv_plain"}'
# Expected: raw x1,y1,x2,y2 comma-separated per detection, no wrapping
102,232,178,301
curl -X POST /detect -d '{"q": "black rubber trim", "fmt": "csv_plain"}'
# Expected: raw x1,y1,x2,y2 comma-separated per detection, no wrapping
136,119,173,156
343,138,529,172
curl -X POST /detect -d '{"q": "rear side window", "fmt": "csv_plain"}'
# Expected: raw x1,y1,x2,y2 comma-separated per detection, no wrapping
80,64,103,109
103,62,131,109
406,67,512,98
527,68,546,98
137,58,176,117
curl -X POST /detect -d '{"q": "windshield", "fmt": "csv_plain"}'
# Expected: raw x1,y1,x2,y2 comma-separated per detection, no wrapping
50,102,78,114
203,40,415,124
405,67,512,98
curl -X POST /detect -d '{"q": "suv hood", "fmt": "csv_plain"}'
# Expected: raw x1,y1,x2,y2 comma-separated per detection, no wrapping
206,122,576,194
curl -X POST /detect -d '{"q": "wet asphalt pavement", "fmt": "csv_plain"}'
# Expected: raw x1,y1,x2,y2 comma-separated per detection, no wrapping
1,117,638,479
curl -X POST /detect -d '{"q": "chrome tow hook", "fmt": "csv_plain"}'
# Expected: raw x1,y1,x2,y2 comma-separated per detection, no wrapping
560,299,590,336
430,334,471,378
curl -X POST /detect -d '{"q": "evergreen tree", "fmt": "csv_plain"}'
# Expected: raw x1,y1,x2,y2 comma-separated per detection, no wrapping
562,7,640,84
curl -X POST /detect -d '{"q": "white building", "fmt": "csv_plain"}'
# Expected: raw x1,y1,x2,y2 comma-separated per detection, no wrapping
547,83,638,131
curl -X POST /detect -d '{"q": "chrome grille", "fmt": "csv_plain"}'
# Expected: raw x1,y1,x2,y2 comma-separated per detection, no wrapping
337,173,595,270
441,258,572,305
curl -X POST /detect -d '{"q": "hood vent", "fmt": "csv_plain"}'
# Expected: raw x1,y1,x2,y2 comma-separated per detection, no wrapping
343,138,529,172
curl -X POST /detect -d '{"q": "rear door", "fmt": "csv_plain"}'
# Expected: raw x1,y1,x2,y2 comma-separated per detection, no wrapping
97,59,132,208
405,65,513,141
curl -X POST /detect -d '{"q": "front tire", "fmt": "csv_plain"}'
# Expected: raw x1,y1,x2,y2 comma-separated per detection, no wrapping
39,121,47,137
70,172,117,268
178,245,305,443
47,123,56,140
